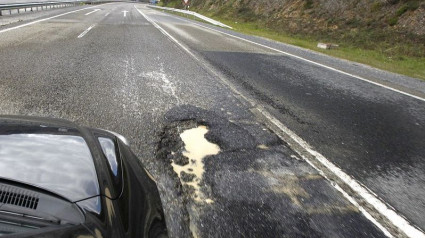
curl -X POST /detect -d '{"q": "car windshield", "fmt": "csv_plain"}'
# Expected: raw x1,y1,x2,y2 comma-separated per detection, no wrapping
0,133,99,202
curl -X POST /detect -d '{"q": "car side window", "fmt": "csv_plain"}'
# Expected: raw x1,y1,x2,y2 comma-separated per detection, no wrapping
97,136,124,199
98,137,119,176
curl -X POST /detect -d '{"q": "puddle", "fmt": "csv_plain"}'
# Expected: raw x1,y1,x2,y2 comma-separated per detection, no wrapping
171,125,220,203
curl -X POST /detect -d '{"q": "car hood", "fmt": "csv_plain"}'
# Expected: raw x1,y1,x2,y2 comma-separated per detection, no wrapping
0,116,100,202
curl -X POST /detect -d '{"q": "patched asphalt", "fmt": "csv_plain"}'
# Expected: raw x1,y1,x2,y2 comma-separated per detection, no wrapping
146,7,425,234
156,105,386,237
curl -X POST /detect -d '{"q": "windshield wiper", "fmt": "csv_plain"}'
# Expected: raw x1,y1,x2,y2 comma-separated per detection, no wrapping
0,209,60,227
0,179,85,226
0,177,72,203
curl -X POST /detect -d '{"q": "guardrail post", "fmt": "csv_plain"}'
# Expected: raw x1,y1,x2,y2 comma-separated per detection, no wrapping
0,1,90,17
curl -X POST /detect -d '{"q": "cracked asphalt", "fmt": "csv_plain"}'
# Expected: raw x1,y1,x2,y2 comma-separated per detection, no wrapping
0,2,424,237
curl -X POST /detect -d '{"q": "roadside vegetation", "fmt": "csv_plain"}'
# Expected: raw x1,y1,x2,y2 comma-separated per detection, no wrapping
160,0,425,80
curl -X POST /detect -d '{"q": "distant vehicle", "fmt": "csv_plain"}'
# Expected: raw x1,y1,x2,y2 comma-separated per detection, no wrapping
0,116,168,238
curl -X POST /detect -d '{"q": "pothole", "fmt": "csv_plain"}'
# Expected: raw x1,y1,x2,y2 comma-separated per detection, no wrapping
171,125,220,203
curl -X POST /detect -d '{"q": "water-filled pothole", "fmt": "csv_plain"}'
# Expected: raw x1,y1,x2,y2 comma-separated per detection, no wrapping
171,125,220,203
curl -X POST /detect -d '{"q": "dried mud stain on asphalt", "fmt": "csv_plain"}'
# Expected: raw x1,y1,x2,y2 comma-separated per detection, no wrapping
258,169,316,207
156,105,385,238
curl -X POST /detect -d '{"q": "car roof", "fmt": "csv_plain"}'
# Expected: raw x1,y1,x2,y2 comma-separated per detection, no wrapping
0,116,100,202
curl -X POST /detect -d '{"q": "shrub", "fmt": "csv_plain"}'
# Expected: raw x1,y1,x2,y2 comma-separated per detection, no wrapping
406,1,419,11
396,4,409,16
388,16,398,25
304,0,313,10
371,2,382,12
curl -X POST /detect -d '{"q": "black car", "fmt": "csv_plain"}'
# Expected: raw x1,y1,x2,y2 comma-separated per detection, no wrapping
0,116,168,238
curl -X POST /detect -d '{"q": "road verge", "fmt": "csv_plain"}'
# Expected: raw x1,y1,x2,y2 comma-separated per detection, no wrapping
148,5,232,29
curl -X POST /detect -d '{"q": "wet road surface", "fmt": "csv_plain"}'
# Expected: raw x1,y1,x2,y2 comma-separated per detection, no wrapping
0,2,424,237
145,6,425,236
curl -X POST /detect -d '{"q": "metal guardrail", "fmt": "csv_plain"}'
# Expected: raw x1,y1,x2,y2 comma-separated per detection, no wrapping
0,1,107,16
148,5,232,29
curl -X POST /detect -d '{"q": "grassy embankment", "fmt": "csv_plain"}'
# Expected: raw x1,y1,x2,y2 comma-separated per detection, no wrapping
159,0,425,80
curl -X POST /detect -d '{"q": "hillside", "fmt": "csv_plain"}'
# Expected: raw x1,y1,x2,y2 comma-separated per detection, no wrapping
162,0,425,78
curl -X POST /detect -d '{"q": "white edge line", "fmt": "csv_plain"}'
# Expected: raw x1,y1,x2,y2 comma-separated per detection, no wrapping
0,6,100,34
335,180,394,238
134,6,199,61
184,19,425,103
85,9,100,16
300,152,394,238
259,108,425,238
77,23,96,38
135,5,425,238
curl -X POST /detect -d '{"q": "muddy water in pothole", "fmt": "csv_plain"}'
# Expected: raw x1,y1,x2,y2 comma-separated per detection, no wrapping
171,125,220,203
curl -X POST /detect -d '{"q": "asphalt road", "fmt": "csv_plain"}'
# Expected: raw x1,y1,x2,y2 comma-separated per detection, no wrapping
0,2,424,237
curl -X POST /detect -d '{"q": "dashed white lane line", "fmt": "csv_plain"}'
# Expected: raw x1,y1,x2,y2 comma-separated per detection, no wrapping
77,24,96,38
85,9,100,16
135,5,425,238
105,12,111,17
0,5,100,34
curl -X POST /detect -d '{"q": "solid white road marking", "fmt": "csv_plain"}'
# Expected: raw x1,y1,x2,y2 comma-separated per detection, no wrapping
135,5,425,238
0,6,100,34
85,9,100,16
185,19,425,103
258,107,424,238
77,24,96,38
134,6,199,60
122,10,129,17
